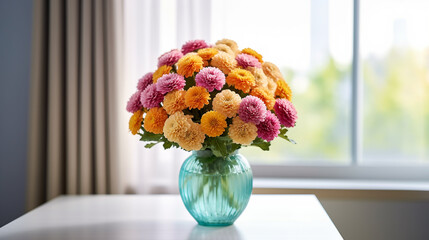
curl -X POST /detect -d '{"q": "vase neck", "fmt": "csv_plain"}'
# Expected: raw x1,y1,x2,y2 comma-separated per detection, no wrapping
193,149,239,158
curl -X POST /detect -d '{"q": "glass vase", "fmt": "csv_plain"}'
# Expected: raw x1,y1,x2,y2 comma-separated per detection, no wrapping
178,150,253,226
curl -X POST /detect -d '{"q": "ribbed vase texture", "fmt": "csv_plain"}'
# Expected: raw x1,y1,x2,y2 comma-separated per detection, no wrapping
179,150,253,226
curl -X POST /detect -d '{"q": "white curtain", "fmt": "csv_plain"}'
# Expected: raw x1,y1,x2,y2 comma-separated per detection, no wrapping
121,0,212,194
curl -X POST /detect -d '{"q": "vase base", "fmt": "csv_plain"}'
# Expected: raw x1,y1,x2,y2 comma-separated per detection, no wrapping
197,221,234,227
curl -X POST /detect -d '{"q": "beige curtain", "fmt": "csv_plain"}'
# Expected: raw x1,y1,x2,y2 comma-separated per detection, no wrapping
27,0,124,210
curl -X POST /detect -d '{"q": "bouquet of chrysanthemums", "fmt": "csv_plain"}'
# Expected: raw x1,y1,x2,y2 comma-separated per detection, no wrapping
127,39,297,157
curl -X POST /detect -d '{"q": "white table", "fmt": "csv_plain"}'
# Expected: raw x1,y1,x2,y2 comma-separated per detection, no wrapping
0,195,342,240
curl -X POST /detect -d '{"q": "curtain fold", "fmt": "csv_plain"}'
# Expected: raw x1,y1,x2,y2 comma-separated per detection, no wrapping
27,0,124,210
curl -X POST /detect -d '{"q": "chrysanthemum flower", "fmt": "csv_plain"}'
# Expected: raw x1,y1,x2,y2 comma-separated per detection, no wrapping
211,52,237,75
241,48,263,63
156,73,186,94
126,90,143,113
228,116,258,145
197,48,219,61
246,67,268,89
176,54,204,78
216,39,239,54
195,67,225,92
181,40,209,54
274,98,297,128
129,109,143,135
158,49,183,68
262,62,283,80
212,89,241,118
185,86,210,110
256,111,280,142
153,65,173,83
267,77,277,95
201,111,227,137
137,72,153,91
140,84,164,109
163,111,193,142
226,68,256,93
214,44,235,56
162,90,186,115
176,122,205,151
143,107,168,134
275,79,292,101
251,87,276,110
236,53,262,68
238,95,267,124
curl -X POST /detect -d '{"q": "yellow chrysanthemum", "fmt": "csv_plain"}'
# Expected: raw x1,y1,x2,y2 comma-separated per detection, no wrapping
163,90,186,115
176,122,205,151
176,53,204,77
197,48,219,61
216,39,239,54
275,79,292,101
153,65,173,83
129,110,144,135
228,116,258,145
210,52,237,74
201,111,227,137
213,44,235,56
212,89,242,118
251,87,276,110
143,107,168,134
262,62,283,81
226,68,256,93
241,48,263,63
246,67,268,89
185,86,210,110
163,111,193,142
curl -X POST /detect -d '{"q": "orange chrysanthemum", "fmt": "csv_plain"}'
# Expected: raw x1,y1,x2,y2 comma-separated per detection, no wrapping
201,111,227,137
247,67,268,89
197,48,219,61
251,87,276,110
210,52,237,74
212,89,242,118
176,54,204,77
241,48,263,63
216,39,239,54
163,90,187,115
262,62,283,81
185,86,210,110
228,116,258,145
267,77,277,95
275,79,292,101
163,111,193,142
176,122,205,151
153,65,173,83
129,110,144,135
143,107,168,134
214,44,235,56
226,68,256,93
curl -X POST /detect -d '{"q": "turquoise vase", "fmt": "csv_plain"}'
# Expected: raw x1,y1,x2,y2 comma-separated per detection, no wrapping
179,150,253,226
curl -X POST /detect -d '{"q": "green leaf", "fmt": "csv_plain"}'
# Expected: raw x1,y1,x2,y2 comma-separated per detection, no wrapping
278,127,297,144
139,130,163,142
144,142,159,148
250,138,271,151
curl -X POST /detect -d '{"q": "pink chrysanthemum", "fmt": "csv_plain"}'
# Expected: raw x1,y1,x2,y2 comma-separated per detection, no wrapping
140,84,164,109
157,49,183,68
181,40,209,54
274,98,298,128
238,96,267,124
195,67,225,92
257,111,280,142
126,90,143,113
236,53,262,68
156,73,186,94
137,72,153,91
